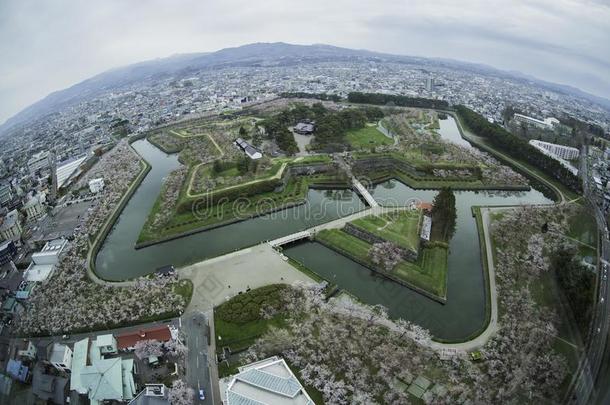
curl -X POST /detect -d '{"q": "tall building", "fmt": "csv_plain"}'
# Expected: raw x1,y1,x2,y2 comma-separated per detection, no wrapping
425,77,435,92
0,184,13,206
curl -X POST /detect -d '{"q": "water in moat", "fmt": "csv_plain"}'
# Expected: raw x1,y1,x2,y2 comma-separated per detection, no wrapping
96,116,551,340
284,181,551,341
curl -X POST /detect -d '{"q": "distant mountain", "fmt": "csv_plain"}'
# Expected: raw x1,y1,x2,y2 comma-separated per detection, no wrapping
2,42,609,135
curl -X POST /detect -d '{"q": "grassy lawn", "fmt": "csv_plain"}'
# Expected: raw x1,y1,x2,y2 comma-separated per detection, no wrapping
351,210,422,252
316,228,448,299
345,125,393,149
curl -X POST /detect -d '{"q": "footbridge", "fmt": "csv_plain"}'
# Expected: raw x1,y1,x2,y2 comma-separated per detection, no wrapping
268,205,407,248
352,178,379,208
268,231,312,247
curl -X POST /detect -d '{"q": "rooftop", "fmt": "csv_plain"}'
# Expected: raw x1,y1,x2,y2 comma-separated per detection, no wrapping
224,357,313,405
116,325,172,350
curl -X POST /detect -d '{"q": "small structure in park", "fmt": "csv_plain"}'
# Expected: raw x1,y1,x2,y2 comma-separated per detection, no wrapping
234,137,262,160
420,215,432,242
293,120,315,135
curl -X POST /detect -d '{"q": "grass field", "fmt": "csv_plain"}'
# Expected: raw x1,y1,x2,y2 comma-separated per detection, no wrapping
351,210,422,252
316,228,448,298
345,125,393,149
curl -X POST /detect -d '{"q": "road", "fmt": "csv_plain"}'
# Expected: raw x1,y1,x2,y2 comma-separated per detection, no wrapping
567,144,610,405
184,311,214,405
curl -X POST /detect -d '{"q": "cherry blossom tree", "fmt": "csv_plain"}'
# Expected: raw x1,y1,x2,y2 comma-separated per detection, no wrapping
167,379,195,405
134,339,163,359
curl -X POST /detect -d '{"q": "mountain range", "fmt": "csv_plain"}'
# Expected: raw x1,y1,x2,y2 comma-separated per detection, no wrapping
2,42,609,135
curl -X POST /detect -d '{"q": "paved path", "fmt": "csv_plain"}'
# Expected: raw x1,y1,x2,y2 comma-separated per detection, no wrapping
186,161,287,199
179,244,314,313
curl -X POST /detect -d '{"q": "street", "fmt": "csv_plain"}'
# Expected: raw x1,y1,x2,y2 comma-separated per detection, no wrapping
183,311,214,405
567,145,610,405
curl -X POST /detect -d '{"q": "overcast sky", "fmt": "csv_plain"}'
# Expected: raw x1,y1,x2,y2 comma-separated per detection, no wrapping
1,0,609,123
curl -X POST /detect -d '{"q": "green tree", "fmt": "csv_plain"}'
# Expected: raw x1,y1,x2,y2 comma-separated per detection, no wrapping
430,188,457,242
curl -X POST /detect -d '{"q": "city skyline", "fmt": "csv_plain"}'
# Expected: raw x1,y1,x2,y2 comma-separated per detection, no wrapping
1,0,609,124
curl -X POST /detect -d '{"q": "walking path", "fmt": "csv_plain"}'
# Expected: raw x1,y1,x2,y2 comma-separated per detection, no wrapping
186,161,288,198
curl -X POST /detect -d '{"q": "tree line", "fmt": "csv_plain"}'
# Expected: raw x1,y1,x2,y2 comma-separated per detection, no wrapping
551,247,594,335
430,188,457,242
259,103,384,154
347,92,450,109
280,92,343,102
455,105,581,193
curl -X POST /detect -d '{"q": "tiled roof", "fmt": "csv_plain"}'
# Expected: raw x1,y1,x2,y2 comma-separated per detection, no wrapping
116,326,172,349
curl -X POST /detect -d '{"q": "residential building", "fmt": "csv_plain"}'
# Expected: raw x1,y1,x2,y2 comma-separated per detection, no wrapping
529,139,580,175
0,210,22,242
89,178,105,193
24,238,67,282
6,359,30,383
17,341,37,361
117,325,173,351
129,384,169,405
234,137,262,160
48,343,73,373
23,195,46,221
94,334,118,355
220,356,314,405
32,366,69,405
70,337,136,403
513,113,558,130
28,151,51,174
529,140,580,160
0,185,13,206
0,240,17,266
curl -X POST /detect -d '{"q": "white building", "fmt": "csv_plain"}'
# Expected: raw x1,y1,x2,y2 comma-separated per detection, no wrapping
529,140,579,175
0,210,22,241
24,238,67,282
88,178,105,193
28,151,51,174
23,195,46,221
94,334,118,355
221,356,313,405
70,337,136,403
56,154,87,189
420,215,432,242
529,140,579,160
513,113,559,130
235,138,263,160
48,343,73,373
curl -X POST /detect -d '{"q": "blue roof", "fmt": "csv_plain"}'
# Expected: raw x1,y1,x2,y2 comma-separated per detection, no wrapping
7,359,29,382
236,368,302,398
